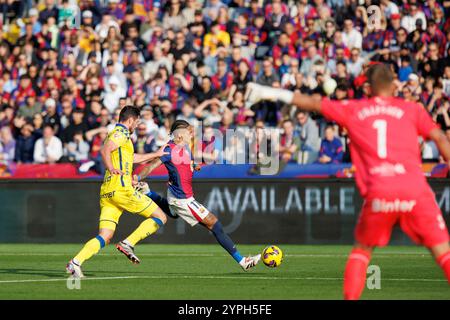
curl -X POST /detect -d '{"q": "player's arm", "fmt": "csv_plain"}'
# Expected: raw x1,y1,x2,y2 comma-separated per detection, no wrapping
133,144,169,164
429,128,450,166
245,83,322,113
135,158,163,182
290,92,322,113
245,82,352,127
100,139,123,175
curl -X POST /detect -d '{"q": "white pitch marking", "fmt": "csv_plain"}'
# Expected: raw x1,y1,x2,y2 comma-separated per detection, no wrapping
0,253,429,257
0,275,446,284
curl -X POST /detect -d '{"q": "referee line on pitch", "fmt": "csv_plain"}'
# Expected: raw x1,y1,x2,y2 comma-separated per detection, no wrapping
0,275,446,284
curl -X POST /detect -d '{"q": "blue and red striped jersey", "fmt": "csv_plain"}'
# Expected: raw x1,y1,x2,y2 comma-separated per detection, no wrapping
160,141,194,199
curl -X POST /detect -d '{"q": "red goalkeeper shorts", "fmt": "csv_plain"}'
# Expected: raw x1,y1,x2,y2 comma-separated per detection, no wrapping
355,193,449,248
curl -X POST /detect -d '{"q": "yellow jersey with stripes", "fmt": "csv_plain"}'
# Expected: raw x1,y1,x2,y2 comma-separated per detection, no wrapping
100,123,134,193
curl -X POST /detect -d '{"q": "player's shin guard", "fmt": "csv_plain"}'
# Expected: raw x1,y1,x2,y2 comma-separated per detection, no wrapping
343,248,371,300
437,251,450,284
74,235,106,265
211,221,243,263
125,217,163,246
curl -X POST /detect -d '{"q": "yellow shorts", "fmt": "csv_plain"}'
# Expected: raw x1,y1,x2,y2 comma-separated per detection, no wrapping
98,188,159,231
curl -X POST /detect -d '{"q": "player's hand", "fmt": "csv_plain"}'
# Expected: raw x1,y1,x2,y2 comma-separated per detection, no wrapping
132,174,139,187
109,168,124,175
156,144,169,158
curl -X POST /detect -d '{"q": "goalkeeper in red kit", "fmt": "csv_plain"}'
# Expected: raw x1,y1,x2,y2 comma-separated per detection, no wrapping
245,64,450,300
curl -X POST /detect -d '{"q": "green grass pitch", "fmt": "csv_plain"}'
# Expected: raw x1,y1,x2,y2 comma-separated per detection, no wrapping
0,244,448,300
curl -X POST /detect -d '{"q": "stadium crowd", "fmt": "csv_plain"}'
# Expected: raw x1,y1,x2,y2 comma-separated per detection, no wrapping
0,0,449,172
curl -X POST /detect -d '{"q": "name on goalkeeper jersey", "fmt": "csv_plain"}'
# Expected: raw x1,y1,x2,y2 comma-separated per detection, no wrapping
358,105,404,120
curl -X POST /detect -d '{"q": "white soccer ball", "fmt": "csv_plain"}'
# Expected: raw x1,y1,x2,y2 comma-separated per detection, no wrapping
323,77,337,96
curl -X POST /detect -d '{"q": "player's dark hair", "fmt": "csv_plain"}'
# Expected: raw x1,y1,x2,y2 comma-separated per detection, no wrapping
170,119,190,134
119,105,141,122
366,63,393,95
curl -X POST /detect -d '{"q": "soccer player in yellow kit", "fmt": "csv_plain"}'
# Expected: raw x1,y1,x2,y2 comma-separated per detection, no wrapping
66,106,168,278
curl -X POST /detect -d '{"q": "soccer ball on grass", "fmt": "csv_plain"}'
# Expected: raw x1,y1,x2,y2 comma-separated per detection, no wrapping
262,245,283,268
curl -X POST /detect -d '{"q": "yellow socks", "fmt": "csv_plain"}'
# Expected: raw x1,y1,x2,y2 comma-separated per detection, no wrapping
125,217,163,246
74,236,106,265
73,218,163,265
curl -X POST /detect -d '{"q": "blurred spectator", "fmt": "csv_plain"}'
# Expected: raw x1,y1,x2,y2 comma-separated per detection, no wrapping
163,0,188,31
279,119,300,163
0,126,15,164
196,76,217,103
104,76,126,113
195,98,232,128
14,123,36,164
134,122,156,154
65,131,90,162
295,111,320,164
229,90,254,127
346,48,364,78
342,18,362,50
257,58,280,86
281,58,300,89
401,2,427,33
32,113,44,138
317,125,344,164
177,101,200,128
203,21,231,55
212,58,233,99
0,0,448,169
140,105,159,136
300,45,322,77
143,47,172,80
33,124,63,164
398,56,414,82
42,98,60,134
17,95,41,120
62,108,89,144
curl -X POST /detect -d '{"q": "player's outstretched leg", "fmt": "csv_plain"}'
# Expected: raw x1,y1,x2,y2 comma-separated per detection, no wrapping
201,213,261,271
67,230,113,278
117,208,167,264
147,192,178,219
430,242,450,284
343,244,373,300
135,182,178,219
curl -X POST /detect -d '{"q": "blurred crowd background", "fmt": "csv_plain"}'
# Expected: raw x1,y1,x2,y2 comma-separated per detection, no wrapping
0,0,449,173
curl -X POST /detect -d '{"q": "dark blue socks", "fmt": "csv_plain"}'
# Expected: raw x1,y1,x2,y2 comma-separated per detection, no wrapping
211,221,243,263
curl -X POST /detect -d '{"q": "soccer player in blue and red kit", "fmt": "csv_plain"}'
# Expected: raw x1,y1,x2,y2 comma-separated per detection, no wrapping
126,120,261,271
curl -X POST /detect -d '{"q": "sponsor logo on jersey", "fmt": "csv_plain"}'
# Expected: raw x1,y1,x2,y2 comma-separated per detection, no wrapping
371,198,416,213
100,191,116,199
369,162,406,176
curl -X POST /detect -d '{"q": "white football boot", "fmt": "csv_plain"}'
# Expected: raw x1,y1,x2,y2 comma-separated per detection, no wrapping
66,259,84,278
116,241,141,264
239,254,261,271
